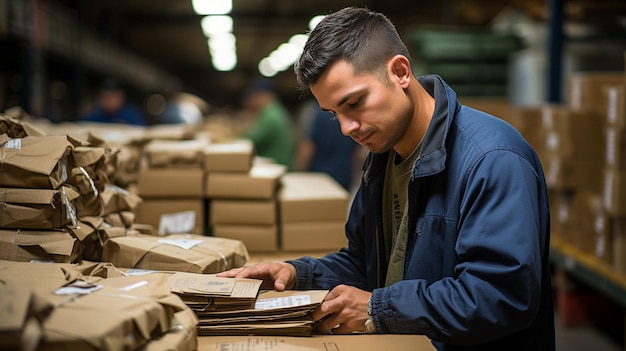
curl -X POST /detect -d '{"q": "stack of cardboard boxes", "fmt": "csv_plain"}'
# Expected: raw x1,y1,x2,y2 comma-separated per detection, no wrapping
605,81,626,274
278,172,349,251
207,141,286,251
137,139,207,235
0,117,147,263
470,69,626,276
0,260,198,350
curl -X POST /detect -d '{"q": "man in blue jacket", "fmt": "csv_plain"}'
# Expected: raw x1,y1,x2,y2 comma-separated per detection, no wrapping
219,7,555,350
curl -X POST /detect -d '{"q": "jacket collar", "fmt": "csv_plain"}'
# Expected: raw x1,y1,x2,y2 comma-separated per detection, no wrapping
363,74,457,185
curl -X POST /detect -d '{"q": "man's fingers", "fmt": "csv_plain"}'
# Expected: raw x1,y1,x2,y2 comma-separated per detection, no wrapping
216,267,243,277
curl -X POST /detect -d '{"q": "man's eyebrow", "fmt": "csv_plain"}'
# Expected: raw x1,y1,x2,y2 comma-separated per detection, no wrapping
321,90,362,112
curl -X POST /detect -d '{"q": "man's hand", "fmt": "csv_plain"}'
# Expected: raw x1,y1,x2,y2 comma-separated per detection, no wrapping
216,262,297,291
311,284,372,334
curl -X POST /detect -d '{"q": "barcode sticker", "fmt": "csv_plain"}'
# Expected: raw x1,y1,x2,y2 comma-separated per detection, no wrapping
254,295,312,310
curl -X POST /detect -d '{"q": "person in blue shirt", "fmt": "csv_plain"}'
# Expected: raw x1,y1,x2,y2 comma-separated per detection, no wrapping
80,79,148,126
220,7,555,350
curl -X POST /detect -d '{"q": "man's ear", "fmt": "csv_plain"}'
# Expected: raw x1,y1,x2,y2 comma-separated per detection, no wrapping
388,55,411,88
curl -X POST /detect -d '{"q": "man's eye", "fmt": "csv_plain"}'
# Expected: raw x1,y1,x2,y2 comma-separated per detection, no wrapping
328,111,337,120
348,99,361,108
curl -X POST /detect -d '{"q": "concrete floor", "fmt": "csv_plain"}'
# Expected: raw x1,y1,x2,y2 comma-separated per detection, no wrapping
556,312,623,351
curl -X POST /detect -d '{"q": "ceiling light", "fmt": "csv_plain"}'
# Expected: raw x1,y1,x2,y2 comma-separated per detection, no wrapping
258,57,278,77
212,51,237,71
191,0,232,15
308,15,325,31
208,33,236,52
201,15,233,37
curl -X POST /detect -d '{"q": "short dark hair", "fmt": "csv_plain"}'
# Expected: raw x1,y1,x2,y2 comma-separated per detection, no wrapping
294,7,411,90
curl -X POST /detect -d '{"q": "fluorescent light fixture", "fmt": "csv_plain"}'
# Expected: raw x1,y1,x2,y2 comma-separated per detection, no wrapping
191,0,232,15
212,51,237,71
259,57,277,77
208,32,236,53
201,15,233,37
288,34,308,49
308,15,325,31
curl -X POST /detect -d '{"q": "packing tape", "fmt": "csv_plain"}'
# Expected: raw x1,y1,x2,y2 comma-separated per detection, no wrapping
61,187,78,228
79,166,99,197
204,247,229,270
128,241,230,271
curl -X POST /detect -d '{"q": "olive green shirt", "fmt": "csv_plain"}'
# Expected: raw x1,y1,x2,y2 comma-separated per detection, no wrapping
382,144,422,286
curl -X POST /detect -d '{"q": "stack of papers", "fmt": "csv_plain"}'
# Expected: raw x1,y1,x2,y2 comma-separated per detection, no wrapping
168,272,328,336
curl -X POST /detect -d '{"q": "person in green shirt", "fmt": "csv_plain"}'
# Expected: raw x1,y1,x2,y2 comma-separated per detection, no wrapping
241,78,295,170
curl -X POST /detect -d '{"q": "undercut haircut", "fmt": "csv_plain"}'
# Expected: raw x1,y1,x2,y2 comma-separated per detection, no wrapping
294,7,411,90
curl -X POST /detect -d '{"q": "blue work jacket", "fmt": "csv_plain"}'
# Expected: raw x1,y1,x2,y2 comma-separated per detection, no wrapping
289,75,555,350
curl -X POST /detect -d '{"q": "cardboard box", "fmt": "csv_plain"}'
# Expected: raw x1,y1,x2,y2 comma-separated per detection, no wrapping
197,334,436,351
144,139,205,168
0,186,79,229
0,135,74,189
100,184,143,216
143,123,196,141
206,164,286,200
210,199,277,225
279,173,349,222
101,233,249,273
606,126,626,170
137,168,205,198
0,260,72,349
543,154,604,192
567,71,625,113
203,140,254,172
0,113,48,138
607,84,626,127
136,198,205,235
281,221,347,251
547,189,574,240
212,224,278,252
0,229,82,263
40,274,188,351
540,106,604,158
68,166,104,217
566,191,611,264
142,308,198,351
603,168,626,216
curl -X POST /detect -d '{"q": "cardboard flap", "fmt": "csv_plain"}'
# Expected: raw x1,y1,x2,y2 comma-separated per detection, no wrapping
1,135,73,175
37,236,78,256
145,139,206,168
0,188,58,205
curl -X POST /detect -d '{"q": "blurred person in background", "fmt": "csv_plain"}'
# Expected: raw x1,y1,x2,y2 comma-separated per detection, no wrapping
155,77,205,125
80,78,148,126
240,78,294,170
296,98,363,190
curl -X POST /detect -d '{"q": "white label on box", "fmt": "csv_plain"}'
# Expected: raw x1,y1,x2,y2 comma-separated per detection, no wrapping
606,128,616,165
608,88,617,124
125,269,158,276
541,106,554,129
4,138,21,149
603,170,613,211
254,295,312,310
119,280,148,291
55,281,103,295
546,132,559,151
158,210,196,235
157,238,203,250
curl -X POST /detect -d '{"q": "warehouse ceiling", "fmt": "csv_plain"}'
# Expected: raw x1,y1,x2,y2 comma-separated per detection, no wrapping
65,0,626,109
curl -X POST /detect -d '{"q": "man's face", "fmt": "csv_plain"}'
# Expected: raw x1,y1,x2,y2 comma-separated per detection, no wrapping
310,59,412,154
